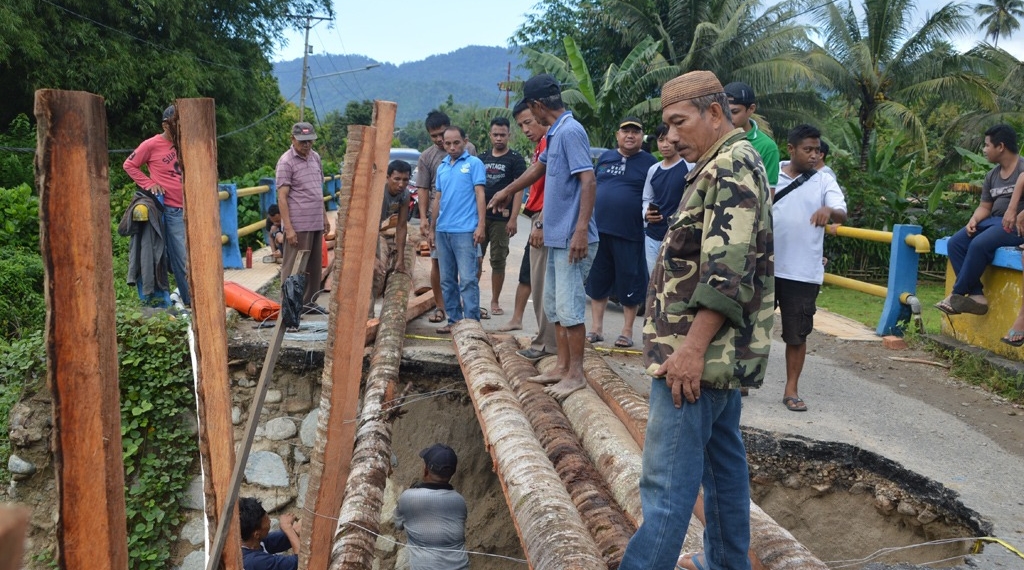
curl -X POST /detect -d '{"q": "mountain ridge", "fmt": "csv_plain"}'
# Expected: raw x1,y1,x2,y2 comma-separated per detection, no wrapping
273,45,527,126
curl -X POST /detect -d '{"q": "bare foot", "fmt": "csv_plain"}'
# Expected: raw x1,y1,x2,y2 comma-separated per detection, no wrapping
544,377,587,399
528,370,563,385
497,321,523,332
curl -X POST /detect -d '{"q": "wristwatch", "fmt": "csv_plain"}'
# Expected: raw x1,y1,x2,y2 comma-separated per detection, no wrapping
534,221,543,229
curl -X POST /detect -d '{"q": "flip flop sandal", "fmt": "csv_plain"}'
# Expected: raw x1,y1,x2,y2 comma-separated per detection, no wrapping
1001,329,1024,347
934,298,959,315
586,332,604,343
679,552,709,570
480,308,490,319
435,323,453,334
948,295,988,315
491,307,504,316
783,396,808,412
614,335,634,348
428,309,445,323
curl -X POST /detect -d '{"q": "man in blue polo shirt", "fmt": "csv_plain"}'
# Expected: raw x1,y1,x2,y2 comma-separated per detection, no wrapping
587,117,657,349
486,74,598,399
430,126,486,333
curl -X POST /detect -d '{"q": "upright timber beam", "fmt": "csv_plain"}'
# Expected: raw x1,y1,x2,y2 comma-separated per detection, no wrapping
35,89,129,570
175,98,242,569
300,100,396,570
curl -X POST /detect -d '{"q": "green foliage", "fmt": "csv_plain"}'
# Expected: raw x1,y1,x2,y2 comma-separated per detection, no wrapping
0,329,45,482
0,114,34,188
0,247,45,340
117,310,197,570
0,183,39,251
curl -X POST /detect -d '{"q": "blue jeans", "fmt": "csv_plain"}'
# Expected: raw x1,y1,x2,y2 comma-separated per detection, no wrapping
163,207,191,306
543,243,597,327
436,231,480,323
619,382,751,570
947,217,1024,296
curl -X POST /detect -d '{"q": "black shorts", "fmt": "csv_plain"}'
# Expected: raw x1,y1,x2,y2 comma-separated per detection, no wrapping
585,233,648,307
519,242,531,285
775,277,820,345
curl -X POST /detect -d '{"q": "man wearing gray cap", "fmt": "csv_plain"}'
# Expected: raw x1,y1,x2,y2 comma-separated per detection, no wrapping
394,443,469,570
275,122,330,312
619,70,774,570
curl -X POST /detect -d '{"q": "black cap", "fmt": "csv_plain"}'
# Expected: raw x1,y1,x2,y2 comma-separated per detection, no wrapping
291,122,317,141
419,443,458,478
619,116,643,130
522,74,561,102
724,82,756,106
162,105,176,123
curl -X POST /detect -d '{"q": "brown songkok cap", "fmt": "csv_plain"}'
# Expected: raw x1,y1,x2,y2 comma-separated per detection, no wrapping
661,71,725,109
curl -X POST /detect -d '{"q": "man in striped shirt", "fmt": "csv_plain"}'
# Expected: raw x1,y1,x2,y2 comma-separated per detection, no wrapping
394,444,469,570
276,122,330,312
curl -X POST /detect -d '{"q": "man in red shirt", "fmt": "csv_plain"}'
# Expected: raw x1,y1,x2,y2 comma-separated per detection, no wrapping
494,101,556,360
123,105,190,307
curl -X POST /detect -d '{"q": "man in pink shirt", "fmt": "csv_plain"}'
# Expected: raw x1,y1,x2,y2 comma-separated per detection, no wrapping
276,122,329,313
123,105,190,307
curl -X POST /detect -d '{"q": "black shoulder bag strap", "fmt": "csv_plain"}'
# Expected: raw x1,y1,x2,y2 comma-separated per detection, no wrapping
773,171,813,203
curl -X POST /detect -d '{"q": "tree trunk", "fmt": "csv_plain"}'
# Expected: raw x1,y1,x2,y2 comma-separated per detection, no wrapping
329,266,413,569
451,321,605,570
492,336,635,569
582,349,648,448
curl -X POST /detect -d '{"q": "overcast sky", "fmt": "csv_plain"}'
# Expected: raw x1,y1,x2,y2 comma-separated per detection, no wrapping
272,0,1024,65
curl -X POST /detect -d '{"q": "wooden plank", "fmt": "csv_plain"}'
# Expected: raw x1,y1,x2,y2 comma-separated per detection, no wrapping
362,290,435,345
175,98,242,570
207,253,308,570
300,101,396,570
34,89,129,570
0,505,30,570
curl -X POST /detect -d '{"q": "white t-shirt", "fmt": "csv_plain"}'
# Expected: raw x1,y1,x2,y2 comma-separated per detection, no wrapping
774,164,847,284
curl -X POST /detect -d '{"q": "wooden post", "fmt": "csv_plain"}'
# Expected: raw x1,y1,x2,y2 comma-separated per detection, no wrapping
300,101,396,570
34,89,129,570
175,97,242,569
0,505,30,570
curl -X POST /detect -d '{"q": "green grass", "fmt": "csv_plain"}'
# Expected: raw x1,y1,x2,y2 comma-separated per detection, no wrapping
816,281,947,335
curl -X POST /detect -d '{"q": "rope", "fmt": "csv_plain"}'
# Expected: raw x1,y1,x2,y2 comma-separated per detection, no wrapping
823,535,1024,568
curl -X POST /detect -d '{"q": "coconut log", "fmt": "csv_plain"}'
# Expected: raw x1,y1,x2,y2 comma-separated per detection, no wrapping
582,349,648,448
545,359,826,569
492,336,634,569
329,267,413,569
451,321,605,570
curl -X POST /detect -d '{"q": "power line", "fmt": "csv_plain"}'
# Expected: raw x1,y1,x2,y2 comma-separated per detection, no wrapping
36,0,255,74
330,20,371,101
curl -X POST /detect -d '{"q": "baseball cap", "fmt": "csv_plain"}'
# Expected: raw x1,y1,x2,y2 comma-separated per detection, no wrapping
724,82,756,106
521,74,561,102
419,443,458,478
162,105,176,123
619,116,643,130
291,122,318,141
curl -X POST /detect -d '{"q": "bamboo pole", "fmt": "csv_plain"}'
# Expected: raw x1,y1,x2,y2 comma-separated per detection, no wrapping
451,321,605,570
330,266,413,569
175,98,243,569
34,89,129,570
301,101,396,570
492,336,634,569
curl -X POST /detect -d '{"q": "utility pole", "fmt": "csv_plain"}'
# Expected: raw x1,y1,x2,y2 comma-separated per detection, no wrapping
291,14,332,122
498,62,513,109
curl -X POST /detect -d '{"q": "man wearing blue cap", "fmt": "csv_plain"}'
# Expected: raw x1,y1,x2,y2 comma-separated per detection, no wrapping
394,443,469,570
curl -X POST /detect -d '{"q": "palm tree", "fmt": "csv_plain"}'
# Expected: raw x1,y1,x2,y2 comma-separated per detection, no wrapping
523,36,679,146
808,0,998,168
600,0,826,139
977,0,1024,46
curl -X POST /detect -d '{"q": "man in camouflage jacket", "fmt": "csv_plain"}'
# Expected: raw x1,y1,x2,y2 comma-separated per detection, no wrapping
619,70,774,570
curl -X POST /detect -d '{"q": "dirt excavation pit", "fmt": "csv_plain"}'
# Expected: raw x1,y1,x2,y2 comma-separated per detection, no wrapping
744,428,991,568
378,372,524,569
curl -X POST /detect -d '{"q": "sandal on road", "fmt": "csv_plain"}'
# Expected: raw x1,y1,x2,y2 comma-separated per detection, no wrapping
479,307,490,319
586,332,604,343
783,396,808,412
435,323,453,334
1001,329,1024,347
490,306,504,316
428,309,445,323
614,335,634,348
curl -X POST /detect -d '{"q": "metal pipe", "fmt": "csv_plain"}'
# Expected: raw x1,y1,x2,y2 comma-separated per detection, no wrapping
823,273,888,298
237,185,270,198
826,224,894,245
238,219,265,238
904,233,931,254
901,293,925,334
